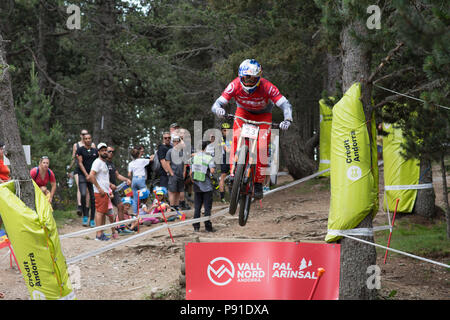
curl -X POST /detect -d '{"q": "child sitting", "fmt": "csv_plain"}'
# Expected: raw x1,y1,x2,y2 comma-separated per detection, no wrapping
145,186,170,225
128,188,150,231
117,197,135,235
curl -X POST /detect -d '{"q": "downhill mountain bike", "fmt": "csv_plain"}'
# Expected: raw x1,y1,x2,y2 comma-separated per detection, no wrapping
226,114,279,226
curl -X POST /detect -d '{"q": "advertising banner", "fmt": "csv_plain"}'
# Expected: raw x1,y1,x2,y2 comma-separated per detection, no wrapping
185,242,340,300
326,83,378,242
382,123,420,213
0,180,75,300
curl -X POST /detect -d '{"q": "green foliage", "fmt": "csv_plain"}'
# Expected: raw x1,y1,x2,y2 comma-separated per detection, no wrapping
377,0,449,163
1,0,447,206
15,62,71,185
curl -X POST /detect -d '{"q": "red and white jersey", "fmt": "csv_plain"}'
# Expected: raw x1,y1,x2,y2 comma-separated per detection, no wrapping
220,77,287,114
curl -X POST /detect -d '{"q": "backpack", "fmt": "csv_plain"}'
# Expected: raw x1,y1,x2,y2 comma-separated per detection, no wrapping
151,148,160,172
32,167,51,181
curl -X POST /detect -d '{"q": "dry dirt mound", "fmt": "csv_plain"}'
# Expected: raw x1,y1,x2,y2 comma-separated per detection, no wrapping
0,171,449,300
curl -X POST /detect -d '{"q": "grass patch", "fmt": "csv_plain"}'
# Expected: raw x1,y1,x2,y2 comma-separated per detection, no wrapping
52,209,78,228
0,209,77,232
375,217,450,261
294,177,330,193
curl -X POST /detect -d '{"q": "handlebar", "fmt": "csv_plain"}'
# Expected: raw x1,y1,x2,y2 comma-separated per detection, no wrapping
225,114,279,128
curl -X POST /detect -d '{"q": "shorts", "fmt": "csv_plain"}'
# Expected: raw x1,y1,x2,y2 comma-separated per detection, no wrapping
159,173,169,188
221,153,230,174
94,193,109,214
168,175,184,193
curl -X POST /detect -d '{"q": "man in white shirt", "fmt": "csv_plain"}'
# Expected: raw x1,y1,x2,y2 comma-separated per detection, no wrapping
89,143,113,241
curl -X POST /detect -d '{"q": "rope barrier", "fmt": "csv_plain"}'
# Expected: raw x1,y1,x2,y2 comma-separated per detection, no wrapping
60,212,175,239
65,207,229,265
63,169,334,264
59,205,229,239
374,84,450,111
60,164,449,271
333,231,449,269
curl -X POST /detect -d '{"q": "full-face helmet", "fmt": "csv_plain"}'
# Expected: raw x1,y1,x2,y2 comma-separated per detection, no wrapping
238,59,262,94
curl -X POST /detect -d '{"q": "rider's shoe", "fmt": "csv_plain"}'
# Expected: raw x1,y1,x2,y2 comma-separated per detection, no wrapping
253,183,264,200
225,175,234,186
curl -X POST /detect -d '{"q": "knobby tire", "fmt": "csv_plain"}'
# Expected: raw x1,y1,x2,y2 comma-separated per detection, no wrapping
238,164,254,226
229,145,248,216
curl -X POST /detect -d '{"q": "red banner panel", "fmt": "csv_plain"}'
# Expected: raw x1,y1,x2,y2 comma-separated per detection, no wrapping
185,242,340,300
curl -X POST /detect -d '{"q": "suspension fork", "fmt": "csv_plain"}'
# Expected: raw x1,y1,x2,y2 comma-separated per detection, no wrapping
246,138,258,179
230,134,244,176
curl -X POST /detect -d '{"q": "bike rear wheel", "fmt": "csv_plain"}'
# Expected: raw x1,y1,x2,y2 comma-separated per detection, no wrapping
238,164,254,226
229,145,248,216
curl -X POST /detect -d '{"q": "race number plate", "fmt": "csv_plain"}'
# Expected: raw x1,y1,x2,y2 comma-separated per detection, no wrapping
241,123,259,139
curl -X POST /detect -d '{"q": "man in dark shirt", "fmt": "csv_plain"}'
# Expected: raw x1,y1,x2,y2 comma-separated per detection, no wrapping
157,132,173,189
76,133,98,227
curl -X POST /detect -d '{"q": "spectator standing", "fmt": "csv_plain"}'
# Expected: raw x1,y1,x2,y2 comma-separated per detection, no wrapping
70,129,95,215
169,123,180,143
0,142,10,229
176,129,191,210
190,141,215,232
164,135,186,210
128,148,153,215
0,142,10,184
76,133,98,227
219,123,232,203
205,134,216,156
89,143,113,241
30,156,57,204
157,132,173,189
105,146,133,235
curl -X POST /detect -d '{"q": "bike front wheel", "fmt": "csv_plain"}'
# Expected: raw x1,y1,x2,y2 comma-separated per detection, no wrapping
229,145,248,216
238,164,255,226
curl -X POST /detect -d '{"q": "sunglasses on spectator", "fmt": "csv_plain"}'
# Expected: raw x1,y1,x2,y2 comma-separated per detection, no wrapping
107,150,114,153
163,137,171,140
41,156,49,159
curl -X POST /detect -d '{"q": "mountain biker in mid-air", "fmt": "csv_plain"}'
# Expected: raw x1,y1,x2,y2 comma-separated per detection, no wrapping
211,59,293,200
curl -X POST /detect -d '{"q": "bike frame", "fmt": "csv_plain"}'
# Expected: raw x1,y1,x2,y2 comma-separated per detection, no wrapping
230,114,273,182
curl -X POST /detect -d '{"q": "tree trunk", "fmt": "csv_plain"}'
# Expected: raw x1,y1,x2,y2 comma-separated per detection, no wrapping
439,153,450,239
413,159,436,218
338,20,377,300
280,129,317,179
92,0,116,146
0,32,35,210
325,53,342,97
36,0,49,94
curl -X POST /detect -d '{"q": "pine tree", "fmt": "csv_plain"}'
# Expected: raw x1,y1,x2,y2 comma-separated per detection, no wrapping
15,62,71,189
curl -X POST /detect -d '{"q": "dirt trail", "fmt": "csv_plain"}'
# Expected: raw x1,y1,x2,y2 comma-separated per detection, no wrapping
0,167,449,300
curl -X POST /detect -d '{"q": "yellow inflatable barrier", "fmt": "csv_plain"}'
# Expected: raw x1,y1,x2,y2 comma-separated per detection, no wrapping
326,83,378,242
318,98,333,177
382,123,420,213
0,180,75,300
